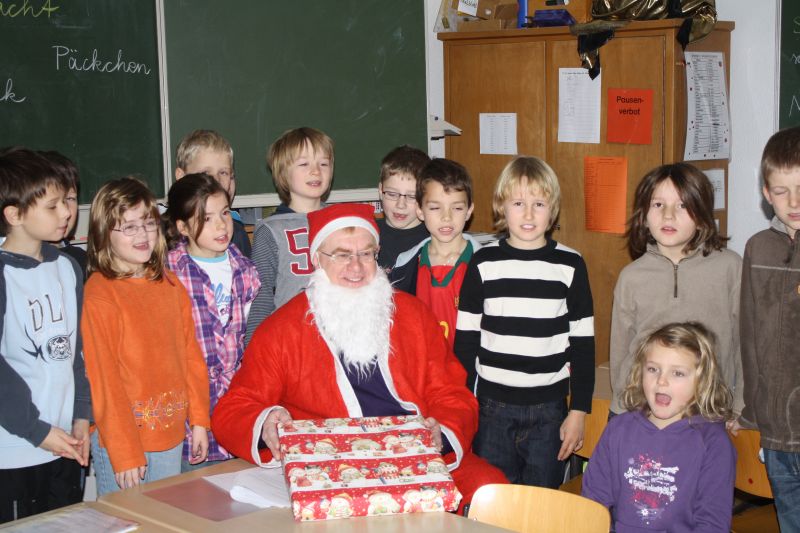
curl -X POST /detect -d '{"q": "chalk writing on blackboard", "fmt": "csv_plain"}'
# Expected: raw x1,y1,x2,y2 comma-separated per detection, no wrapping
0,0,59,19
790,95,800,118
0,78,26,103
53,46,152,75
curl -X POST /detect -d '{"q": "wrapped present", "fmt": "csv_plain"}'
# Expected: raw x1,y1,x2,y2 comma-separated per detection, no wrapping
278,414,461,521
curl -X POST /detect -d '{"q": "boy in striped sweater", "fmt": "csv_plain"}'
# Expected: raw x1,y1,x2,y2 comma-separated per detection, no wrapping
454,156,595,488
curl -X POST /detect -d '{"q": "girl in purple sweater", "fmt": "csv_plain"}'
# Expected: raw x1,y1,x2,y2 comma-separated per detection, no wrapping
583,322,735,532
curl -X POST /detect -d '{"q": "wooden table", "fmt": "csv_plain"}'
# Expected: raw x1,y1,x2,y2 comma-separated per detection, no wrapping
99,459,508,532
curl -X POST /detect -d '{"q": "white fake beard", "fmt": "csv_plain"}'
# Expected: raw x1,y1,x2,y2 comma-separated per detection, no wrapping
306,268,394,378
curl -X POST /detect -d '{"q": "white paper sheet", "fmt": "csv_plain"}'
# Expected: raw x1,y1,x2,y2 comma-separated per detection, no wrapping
558,68,601,144
704,168,726,210
204,466,291,509
1,507,138,533
684,52,731,161
479,113,517,155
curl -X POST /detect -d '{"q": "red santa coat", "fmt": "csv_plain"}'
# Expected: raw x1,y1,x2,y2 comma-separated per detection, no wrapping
213,290,505,505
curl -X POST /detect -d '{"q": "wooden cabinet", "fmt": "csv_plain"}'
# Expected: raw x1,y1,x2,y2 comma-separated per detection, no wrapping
440,20,733,364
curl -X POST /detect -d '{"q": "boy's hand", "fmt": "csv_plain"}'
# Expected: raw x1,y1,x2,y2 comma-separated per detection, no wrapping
115,466,147,490
189,426,209,464
261,408,292,461
558,410,586,461
71,419,90,466
40,426,85,465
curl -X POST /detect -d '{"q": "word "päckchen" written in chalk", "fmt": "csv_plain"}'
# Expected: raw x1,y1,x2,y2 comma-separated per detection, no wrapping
53,46,152,75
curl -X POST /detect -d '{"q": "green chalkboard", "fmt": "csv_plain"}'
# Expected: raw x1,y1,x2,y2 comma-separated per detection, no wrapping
164,0,427,197
0,0,163,204
780,0,800,128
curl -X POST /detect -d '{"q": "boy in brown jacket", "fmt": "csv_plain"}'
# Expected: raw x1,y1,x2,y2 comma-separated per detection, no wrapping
739,126,800,531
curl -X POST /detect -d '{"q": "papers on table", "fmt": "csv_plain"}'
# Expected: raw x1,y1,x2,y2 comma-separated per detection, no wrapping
1,507,137,533
204,465,291,509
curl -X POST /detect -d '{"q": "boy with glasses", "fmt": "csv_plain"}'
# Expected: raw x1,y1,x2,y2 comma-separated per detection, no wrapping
376,145,430,271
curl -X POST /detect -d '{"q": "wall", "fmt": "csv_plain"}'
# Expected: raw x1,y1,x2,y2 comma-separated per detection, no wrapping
716,0,780,253
424,0,782,254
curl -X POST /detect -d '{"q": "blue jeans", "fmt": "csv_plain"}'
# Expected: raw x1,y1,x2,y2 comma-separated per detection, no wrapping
91,432,182,497
473,397,567,488
764,448,800,532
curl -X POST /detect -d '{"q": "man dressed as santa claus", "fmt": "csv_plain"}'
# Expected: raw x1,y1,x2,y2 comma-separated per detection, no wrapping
212,203,507,509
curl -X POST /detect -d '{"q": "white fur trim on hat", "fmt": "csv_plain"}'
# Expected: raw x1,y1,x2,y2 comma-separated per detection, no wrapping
310,216,380,256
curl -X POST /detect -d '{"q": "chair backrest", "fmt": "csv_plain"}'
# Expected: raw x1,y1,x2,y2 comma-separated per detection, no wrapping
469,484,611,533
576,398,610,459
729,429,773,498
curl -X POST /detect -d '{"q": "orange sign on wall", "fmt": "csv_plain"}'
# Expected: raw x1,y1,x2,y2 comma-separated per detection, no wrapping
607,88,653,145
584,156,628,235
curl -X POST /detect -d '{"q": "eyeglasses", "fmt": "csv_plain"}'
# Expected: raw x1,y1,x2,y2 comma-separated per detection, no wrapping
381,190,416,203
112,219,159,236
318,249,378,264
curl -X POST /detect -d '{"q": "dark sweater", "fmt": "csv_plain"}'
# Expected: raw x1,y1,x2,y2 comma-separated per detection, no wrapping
376,218,429,273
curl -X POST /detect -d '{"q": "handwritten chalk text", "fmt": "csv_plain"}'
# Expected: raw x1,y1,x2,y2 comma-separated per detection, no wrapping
0,0,58,18
53,46,152,76
0,78,26,103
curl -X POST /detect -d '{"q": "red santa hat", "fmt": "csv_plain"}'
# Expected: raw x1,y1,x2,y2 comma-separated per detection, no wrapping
307,203,380,256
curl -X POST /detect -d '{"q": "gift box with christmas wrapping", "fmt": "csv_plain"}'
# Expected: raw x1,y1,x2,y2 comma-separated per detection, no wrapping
277,414,462,521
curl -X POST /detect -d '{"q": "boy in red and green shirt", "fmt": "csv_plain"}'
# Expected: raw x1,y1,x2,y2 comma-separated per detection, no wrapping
389,159,479,347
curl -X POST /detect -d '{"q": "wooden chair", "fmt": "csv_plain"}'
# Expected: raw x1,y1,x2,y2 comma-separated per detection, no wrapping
559,397,610,495
729,429,779,533
469,484,610,533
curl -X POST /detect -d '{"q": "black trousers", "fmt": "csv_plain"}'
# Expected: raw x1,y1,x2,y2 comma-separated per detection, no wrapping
0,458,84,523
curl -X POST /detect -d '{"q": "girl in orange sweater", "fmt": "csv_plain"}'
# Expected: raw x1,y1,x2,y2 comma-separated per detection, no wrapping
82,178,210,496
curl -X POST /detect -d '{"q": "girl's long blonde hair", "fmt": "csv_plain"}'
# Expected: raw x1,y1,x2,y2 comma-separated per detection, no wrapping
87,177,166,281
622,322,732,422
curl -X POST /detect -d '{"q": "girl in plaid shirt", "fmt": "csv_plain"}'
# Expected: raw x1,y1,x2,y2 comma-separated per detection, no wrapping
165,173,260,471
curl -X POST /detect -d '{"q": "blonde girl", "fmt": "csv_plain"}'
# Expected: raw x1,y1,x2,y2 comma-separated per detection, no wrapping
164,173,260,471
583,322,735,532
609,163,742,420
82,177,209,495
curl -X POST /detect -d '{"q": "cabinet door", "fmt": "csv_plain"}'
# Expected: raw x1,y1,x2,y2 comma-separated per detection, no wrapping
444,40,547,232
547,35,666,364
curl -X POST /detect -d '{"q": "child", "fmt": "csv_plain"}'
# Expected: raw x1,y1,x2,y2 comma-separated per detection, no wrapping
453,156,594,488
583,322,735,532
175,129,251,258
245,127,334,343
0,148,91,522
40,151,87,276
739,126,800,531
609,163,742,420
82,177,210,495
164,173,260,471
390,158,480,347
376,145,431,271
